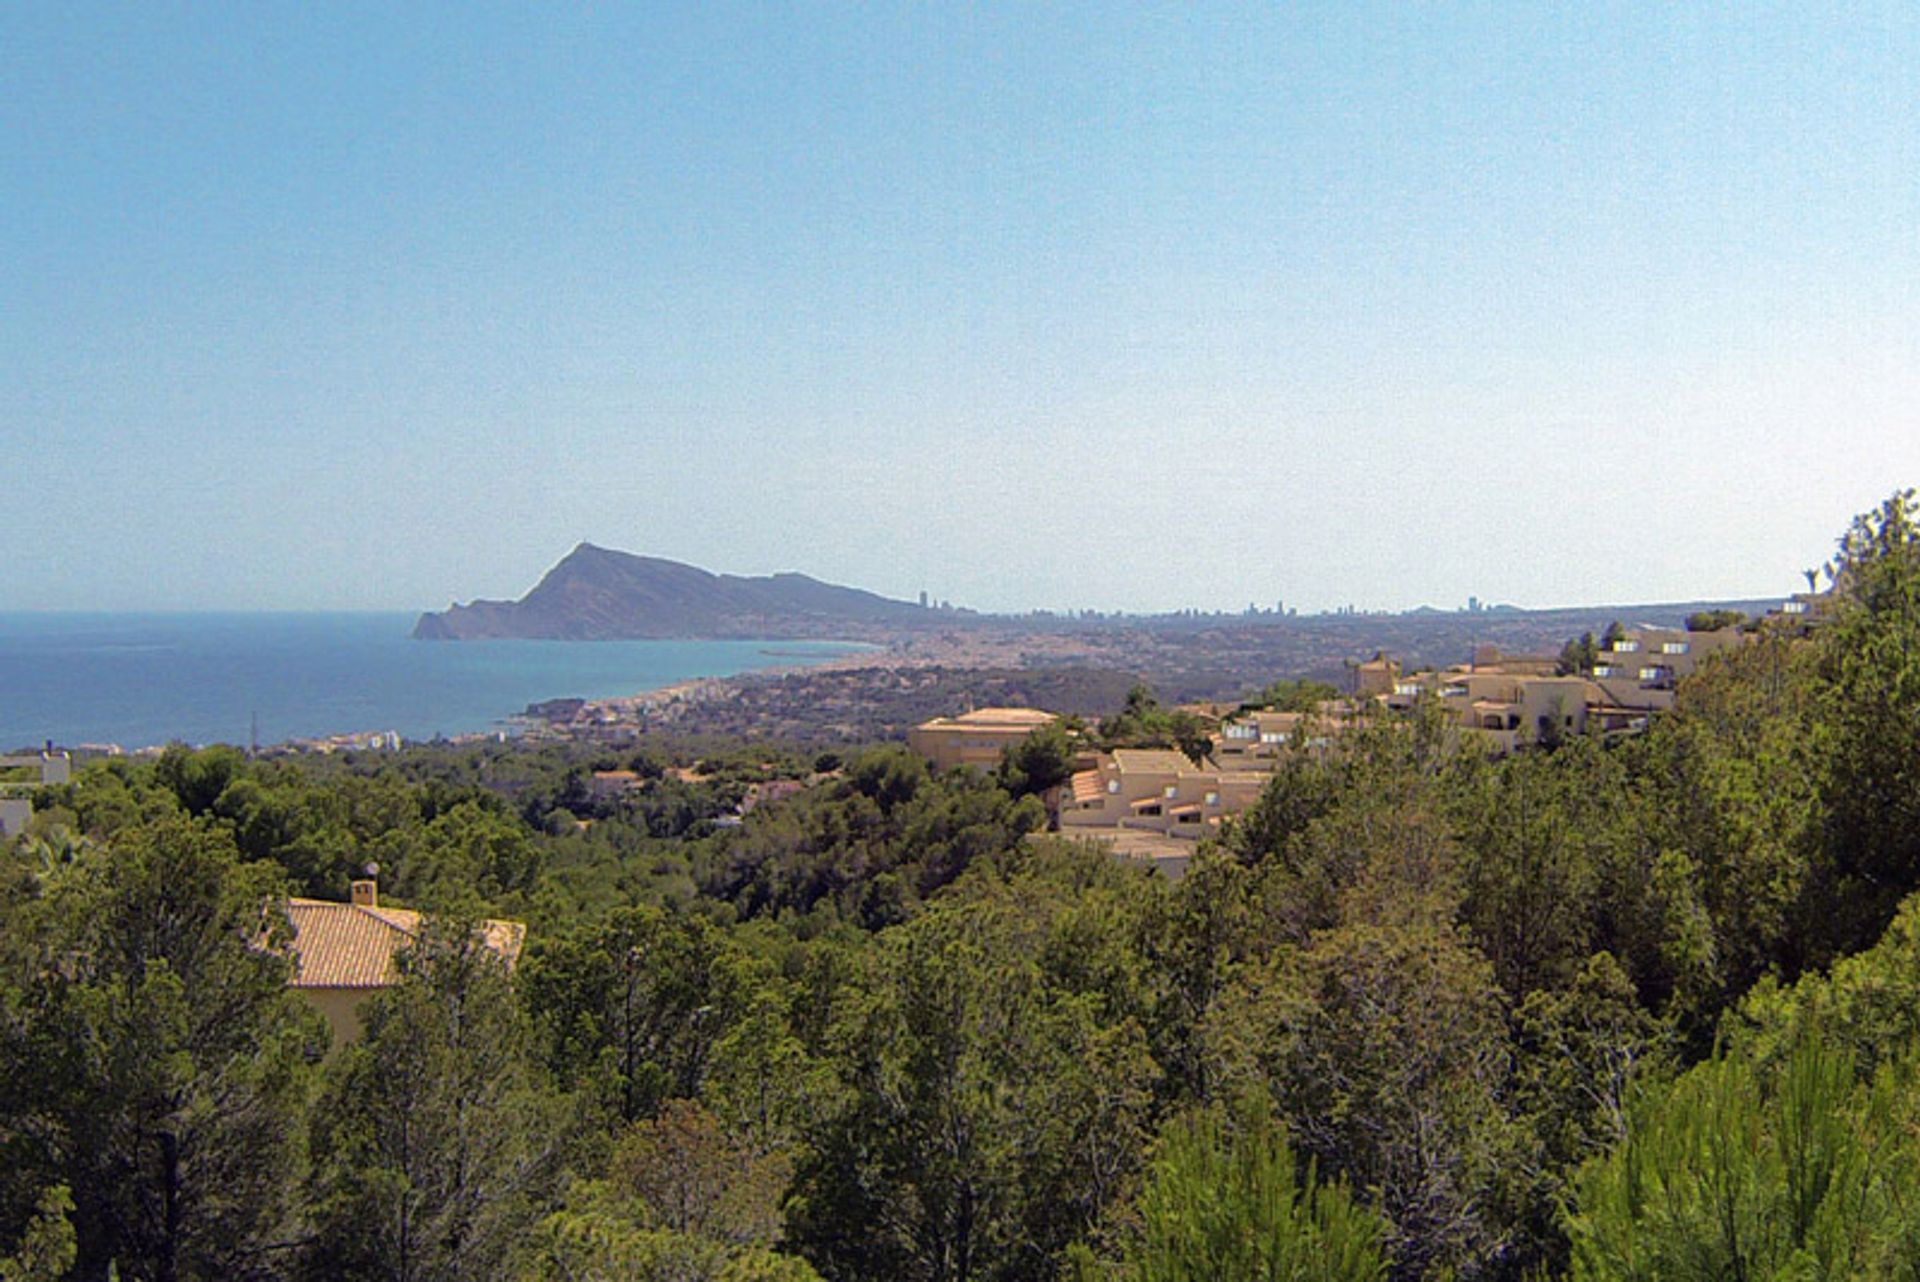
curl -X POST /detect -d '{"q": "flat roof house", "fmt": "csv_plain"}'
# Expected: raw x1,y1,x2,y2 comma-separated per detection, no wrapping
907,707,1060,772
1384,671,1597,753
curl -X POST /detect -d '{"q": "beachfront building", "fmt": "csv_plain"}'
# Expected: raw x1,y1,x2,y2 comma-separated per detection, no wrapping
283,879,525,1044
907,707,1060,772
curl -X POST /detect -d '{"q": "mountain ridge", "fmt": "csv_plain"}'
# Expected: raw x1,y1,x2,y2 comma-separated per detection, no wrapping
412,544,936,640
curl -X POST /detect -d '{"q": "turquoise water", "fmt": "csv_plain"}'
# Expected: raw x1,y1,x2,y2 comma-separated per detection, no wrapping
0,613,864,751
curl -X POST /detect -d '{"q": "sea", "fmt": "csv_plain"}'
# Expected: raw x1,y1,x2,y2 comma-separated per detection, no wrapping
0,613,868,752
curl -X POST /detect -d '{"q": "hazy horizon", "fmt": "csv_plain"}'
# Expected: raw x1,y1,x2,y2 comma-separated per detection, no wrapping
0,543,1802,622
5,6,1916,615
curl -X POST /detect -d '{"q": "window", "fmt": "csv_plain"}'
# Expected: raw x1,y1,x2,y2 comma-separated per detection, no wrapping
1638,666,1668,682
1394,682,1423,696
1107,779,1120,794
1662,641,1689,655
1784,600,1808,614
1164,784,1178,798
1594,664,1619,677
1612,639,1640,653
1205,791,1219,806
1260,731,1289,744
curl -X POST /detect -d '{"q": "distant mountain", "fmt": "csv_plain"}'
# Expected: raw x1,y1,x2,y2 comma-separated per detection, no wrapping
412,544,936,640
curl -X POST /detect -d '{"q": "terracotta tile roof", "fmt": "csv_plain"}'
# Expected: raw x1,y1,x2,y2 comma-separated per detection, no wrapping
284,899,525,990
1070,770,1106,804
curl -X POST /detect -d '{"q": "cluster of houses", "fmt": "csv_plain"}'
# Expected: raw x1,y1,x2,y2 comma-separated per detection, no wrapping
1366,622,1747,752
908,605,1818,854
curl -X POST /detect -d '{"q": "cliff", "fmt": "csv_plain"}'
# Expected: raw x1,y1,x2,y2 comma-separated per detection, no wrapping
412,544,935,640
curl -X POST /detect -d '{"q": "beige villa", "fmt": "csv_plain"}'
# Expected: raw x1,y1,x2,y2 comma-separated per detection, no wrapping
284,879,525,1043
1210,703,1352,770
907,707,1059,771
1061,748,1268,839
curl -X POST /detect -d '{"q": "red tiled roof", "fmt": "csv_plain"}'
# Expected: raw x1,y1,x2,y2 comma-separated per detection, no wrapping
284,899,525,990
1070,770,1105,803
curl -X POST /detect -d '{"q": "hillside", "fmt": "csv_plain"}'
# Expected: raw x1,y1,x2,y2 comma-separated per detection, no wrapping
412,543,936,640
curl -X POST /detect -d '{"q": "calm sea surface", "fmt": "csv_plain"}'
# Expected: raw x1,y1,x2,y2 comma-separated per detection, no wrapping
0,613,866,751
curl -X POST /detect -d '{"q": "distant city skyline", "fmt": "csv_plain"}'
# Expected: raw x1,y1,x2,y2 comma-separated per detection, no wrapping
4,5,1916,615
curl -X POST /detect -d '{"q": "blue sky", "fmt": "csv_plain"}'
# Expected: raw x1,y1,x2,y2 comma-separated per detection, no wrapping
3,3,1916,613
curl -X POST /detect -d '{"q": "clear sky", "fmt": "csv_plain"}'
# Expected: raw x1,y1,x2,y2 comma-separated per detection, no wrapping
3,3,1916,614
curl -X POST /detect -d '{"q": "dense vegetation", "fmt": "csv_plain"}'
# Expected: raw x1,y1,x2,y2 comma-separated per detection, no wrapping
4,493,1919,1281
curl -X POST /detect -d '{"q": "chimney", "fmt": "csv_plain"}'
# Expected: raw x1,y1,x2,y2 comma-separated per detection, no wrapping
350,879,378,909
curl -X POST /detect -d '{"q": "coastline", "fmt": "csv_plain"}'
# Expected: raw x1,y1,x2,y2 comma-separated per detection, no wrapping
0,615,879,757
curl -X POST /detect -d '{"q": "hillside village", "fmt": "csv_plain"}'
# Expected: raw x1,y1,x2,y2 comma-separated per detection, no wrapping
906,592,1823,872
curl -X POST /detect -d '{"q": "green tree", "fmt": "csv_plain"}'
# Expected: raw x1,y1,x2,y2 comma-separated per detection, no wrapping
608,1100,791,1246
302,919,567,1281
995,722,1076,802
788,885,1157,1281
1452,740,1625,998
1558,631,1599,676
522,1183,825,1282
0,816,317,1282
0,1187,76,1282
521,906,754,1124
1509,953,1674,1274
1684,609,1747,632
1566,1034,1920,1281
1071,1103,1387,1282
1806,489,1920,964
1241,679,1342,714
151,745,247,818
1630,630,1822,1026
1099,685,1213,764
1208,919,1527,1278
